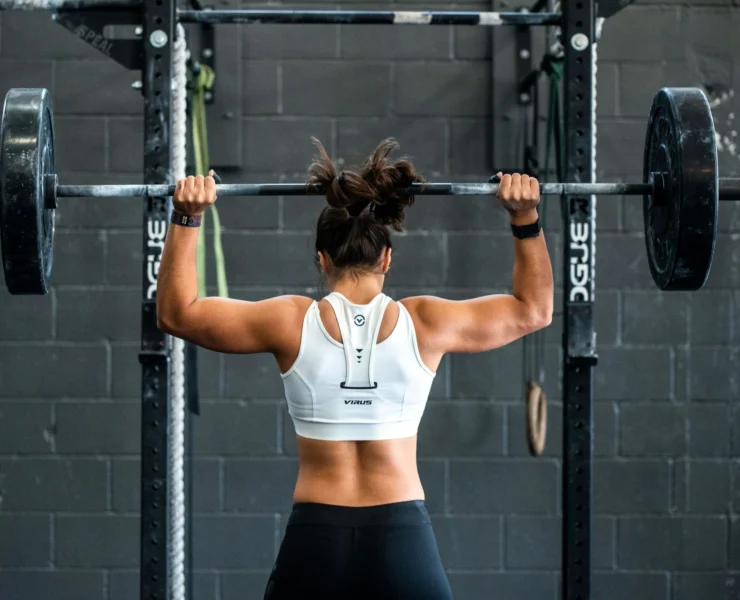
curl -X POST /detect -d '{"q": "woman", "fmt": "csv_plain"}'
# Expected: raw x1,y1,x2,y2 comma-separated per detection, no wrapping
157,139,553,600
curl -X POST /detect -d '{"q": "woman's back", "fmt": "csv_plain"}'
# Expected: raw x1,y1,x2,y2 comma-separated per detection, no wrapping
278,293,440,506
294,435,423,506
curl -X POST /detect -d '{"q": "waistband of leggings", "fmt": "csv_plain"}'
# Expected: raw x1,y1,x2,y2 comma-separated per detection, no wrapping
287,500,431,528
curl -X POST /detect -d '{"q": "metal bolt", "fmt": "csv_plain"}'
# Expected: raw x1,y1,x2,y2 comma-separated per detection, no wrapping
520,93,531,104
202,48,213,59
519,48,531,60
134,26,143,36
570,33,589,51
132,81,143,90
149,30,168,48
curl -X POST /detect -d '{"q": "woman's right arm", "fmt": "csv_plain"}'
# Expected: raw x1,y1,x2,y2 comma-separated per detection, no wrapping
402,173,554,357
156,174,308,355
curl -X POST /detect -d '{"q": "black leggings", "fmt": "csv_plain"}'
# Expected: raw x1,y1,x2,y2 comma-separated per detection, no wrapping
263,500,453,600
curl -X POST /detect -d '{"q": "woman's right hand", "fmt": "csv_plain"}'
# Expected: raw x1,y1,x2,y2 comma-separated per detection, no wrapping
173,169,218,215
495,172,540,216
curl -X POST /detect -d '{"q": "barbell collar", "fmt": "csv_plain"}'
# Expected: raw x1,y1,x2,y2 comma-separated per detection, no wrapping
719,178,740,201
44,174,58,210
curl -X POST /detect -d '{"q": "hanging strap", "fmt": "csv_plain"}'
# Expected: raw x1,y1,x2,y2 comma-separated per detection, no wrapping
325,293,390,390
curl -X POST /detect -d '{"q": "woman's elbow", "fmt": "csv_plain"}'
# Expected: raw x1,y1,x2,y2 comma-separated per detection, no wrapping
156,306,182,335
524,305,553,333
534,310,553,330
156,314,175,335
534,294,554,329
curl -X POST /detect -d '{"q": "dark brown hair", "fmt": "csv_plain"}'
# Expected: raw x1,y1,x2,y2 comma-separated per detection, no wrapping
307,137,424,276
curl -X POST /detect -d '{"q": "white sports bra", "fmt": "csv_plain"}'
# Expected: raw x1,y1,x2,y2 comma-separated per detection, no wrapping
281,292,436,441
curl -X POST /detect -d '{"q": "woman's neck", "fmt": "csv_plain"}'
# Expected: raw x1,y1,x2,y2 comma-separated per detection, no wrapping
328,274,385,304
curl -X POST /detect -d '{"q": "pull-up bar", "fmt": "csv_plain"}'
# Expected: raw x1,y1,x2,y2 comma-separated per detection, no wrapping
1,0,560,26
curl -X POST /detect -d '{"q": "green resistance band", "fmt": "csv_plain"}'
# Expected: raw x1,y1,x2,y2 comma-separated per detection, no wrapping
543,55,565,189
192,63,229,299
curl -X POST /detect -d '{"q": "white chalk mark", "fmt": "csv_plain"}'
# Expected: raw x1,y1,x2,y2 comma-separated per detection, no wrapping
392,11,433,24
479,12,503,26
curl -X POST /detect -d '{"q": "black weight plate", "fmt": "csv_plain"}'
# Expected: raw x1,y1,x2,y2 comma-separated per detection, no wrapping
0,88,56,295
643,88,718,291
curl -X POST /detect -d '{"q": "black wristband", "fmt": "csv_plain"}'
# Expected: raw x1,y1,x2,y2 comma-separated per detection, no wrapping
510,219,541,239
171,211,202,228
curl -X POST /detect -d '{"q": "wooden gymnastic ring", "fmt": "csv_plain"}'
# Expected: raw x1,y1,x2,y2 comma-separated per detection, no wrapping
526,381,547,457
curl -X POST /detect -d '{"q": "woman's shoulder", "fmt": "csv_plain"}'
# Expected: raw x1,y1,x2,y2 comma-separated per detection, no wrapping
282,295,316,307
280,295,317,318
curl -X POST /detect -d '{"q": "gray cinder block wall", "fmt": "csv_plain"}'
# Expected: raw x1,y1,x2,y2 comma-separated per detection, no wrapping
1,2,740,599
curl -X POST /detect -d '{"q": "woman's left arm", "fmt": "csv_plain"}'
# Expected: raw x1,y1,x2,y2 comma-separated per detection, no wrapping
156,173,302,354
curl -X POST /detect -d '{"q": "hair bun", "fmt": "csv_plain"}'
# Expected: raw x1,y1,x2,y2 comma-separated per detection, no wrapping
360,138,423,231
306,137,424,231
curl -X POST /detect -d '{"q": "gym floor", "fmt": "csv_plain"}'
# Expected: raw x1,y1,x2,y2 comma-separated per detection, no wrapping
0,2,739,600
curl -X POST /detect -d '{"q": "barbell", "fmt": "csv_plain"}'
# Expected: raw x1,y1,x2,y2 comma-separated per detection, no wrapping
1,87,739,296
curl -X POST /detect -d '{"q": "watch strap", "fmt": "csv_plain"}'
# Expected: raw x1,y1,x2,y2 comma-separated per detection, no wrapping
171,211,202,228
510,219,541,239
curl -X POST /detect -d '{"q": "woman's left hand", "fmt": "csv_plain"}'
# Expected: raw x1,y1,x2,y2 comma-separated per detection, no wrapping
173,169,218,215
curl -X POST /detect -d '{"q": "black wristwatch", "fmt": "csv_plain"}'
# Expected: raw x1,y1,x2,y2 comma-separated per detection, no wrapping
510,219,541,239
